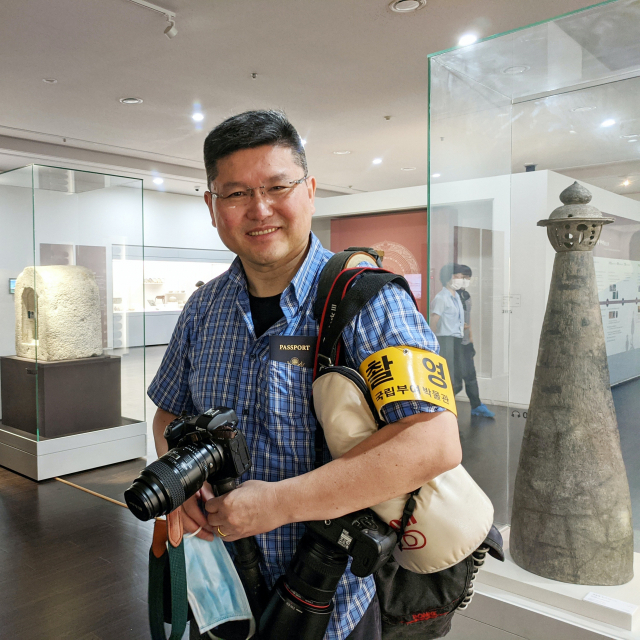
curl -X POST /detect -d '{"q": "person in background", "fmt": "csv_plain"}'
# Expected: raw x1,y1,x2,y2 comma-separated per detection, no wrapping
457,265,494,418
430,263,494,419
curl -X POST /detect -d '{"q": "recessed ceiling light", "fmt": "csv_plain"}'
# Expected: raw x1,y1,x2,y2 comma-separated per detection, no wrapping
401,167,417,171
502,65,529,75
458,33,478,47
120,97,143,104
373,158,383,165
389,0,426,13
42,78,58,84
569,129,577,134
431,173,441,178
601,119,616,127
333,150,351,155
153,177,164,185
621,133,639,139
622,179,631,186
629,138,638,143
571,106,596,113
192,113,204,122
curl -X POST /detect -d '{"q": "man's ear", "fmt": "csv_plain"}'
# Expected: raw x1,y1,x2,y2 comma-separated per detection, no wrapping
204,191,217,228
307,176,317,217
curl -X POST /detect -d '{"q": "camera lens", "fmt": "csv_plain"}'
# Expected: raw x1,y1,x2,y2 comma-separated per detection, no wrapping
124,442,222,521
259,531,349,640
286,532,349,604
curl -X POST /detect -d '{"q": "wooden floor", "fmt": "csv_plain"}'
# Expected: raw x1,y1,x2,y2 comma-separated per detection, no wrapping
0,462,154,640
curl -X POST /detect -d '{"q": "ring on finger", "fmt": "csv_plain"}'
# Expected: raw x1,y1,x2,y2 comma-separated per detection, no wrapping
217,526,228,537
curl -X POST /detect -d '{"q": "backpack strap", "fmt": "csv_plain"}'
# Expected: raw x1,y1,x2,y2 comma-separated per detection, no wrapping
316,269,414,373
312,255,421,543
313,248,383,323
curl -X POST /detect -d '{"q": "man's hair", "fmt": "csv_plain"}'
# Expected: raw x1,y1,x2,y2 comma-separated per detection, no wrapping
439,263,464,286
203,110,307,188
457,264,473,277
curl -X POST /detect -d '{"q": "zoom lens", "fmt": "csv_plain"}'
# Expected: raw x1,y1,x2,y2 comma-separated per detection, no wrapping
259,531,349,640
124,442,222,521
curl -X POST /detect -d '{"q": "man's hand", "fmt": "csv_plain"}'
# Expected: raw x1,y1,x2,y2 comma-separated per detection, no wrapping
204,480,285,542
180,483,217,542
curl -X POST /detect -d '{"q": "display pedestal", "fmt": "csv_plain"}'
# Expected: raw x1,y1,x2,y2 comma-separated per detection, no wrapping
1,355,121,437
475,528,640,638
0,420,147,481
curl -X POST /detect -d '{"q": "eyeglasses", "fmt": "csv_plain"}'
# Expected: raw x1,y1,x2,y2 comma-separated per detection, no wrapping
209,174,308,209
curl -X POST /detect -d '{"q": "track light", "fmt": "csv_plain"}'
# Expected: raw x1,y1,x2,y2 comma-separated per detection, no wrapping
124,0,177,39
164,18,177,39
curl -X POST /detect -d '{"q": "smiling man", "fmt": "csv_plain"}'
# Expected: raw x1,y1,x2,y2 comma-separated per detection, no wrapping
147,110,461,640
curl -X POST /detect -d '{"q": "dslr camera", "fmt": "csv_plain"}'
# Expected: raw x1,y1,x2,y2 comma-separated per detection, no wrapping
124,407,251,521
259,509,396,640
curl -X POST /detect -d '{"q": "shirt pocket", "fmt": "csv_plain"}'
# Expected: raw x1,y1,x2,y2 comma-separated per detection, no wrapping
268,360,313,418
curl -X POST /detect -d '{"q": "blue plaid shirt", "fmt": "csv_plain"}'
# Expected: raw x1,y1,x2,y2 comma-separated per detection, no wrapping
148,233,440,640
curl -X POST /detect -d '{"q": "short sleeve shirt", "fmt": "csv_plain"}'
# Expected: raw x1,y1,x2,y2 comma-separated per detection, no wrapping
148,233,441,640
430,287,464,338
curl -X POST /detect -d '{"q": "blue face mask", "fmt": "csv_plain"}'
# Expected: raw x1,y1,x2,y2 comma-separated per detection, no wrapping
183,534,255,638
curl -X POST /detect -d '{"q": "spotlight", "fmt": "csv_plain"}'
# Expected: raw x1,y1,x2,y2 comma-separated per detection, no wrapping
153,178,164,185
373,158,383,165
458,33,478,46
601,119,616,128
192,113,204,122
164,19,178,39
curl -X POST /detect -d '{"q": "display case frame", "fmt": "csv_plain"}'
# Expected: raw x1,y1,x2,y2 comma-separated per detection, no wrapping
428,0,640,635
0,164,147,480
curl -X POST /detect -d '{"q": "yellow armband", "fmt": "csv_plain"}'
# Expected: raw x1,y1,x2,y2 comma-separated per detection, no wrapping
359,346,457,416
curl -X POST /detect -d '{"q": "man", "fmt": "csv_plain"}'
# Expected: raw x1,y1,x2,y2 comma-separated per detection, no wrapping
430,264,494,419
148,110,461,640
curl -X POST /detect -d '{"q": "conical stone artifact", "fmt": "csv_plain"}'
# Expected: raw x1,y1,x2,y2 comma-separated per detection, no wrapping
510,181,634,585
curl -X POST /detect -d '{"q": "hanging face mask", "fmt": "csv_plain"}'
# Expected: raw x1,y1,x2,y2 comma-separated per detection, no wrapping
450,278,465,291
183,534,255,639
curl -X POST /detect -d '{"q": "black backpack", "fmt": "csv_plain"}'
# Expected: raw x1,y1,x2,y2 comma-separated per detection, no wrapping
312,247,504,639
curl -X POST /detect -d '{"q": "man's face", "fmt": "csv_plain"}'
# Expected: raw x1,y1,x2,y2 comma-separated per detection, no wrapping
204,145,316,272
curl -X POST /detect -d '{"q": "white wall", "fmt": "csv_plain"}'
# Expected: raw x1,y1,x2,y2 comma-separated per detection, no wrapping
143,190,227,251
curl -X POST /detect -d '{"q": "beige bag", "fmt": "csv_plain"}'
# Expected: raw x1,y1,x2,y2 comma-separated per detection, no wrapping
313,369,494,574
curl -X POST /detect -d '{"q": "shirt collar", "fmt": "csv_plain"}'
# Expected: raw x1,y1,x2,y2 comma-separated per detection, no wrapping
226,232,329,309
286,233,328,309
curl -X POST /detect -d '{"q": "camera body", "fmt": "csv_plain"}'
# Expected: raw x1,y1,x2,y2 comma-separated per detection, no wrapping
124,407,250,521
306,510,396,577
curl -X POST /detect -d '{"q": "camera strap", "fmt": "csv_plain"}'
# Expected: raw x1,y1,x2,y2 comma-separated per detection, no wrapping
312,248,419,547
148,518,189,640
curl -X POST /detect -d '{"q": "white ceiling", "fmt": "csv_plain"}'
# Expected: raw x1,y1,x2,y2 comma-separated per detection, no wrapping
0,0,604,197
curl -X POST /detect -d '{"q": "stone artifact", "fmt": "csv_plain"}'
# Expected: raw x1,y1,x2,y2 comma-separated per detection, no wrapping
15,265,103,361
510,182,634,585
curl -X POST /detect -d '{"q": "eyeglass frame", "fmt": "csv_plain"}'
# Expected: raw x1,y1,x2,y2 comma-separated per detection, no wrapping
208,173,309,206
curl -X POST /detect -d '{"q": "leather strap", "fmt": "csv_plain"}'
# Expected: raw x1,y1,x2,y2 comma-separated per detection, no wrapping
167,509,184,548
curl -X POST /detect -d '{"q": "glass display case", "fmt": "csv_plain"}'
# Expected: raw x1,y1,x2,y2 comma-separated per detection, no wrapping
429,0,640,631
112,244,234,346
0,165,147,480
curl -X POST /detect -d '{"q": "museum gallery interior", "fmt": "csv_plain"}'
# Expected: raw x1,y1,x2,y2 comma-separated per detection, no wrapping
1,1,639,639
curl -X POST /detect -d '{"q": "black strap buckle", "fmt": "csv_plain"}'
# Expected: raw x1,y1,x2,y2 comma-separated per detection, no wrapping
397,489,420,550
